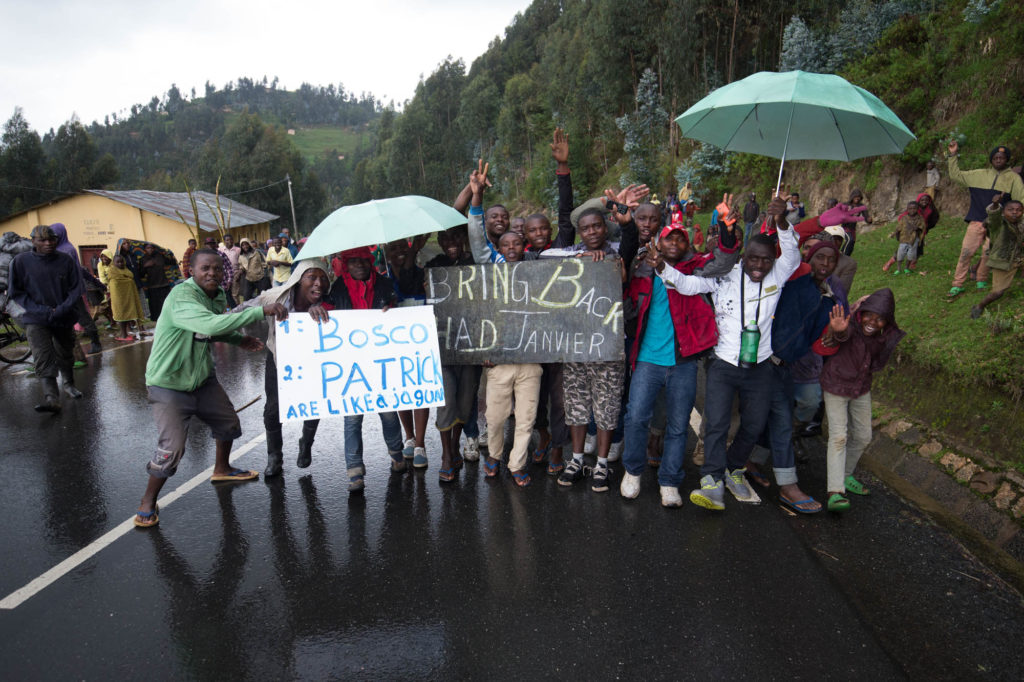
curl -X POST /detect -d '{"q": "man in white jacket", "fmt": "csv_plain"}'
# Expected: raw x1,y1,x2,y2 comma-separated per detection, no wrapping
648,196,799,510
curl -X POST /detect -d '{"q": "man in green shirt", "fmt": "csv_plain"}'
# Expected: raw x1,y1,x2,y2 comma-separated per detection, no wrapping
134,249,286,528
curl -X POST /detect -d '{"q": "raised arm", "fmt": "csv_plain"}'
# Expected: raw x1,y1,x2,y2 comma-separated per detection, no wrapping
466,159,497,264
552,128,575,248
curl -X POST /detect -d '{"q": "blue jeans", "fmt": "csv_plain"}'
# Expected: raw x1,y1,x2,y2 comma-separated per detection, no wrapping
793,381,822,423
623,360,697,486
343,412,403,470
702,358,774,480
759,363,798,485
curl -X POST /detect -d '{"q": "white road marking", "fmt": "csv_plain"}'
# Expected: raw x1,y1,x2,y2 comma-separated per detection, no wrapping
0,431,266,610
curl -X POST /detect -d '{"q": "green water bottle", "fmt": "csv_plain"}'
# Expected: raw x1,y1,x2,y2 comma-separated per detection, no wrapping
739,321,760,368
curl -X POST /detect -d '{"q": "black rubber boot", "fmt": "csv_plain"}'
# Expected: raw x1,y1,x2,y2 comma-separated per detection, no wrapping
265,429,284,477
87,333,102,355
296,423,317,468
34,378,61,413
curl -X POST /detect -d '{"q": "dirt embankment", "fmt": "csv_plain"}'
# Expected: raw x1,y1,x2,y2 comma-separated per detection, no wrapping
781,159,970,224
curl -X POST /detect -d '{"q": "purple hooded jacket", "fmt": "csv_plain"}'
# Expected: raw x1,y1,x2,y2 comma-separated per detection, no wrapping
819,287,905,399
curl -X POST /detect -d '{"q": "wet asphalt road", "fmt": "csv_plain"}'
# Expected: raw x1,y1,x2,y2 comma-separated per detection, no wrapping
1,334,1023,680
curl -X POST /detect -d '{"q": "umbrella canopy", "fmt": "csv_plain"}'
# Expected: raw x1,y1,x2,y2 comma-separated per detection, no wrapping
297,195,467,261
675,71,915,190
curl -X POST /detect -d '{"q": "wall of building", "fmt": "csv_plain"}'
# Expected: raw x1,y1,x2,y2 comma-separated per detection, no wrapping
0,195,273,260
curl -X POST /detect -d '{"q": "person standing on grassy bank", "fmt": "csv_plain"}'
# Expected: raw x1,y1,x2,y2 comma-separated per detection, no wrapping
970,196,1024,319
890,200,924,275
814,289,905,513
945,141,1024,299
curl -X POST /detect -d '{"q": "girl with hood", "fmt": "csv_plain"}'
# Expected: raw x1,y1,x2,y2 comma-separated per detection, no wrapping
50,223,103,354
238,258,334,479
814,288,905,512
107,251,147,341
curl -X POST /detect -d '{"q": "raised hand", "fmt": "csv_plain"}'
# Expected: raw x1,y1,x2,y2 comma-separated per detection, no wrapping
469,158,491,196
948,139,958,156
644,237,664,272
828,304,850,334
603,188,632,225
621,183,650,207
993,193,1004,205
766,196,789,229
551,128,569,164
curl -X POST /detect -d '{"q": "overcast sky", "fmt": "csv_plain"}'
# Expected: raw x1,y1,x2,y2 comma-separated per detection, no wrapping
0,0,531,133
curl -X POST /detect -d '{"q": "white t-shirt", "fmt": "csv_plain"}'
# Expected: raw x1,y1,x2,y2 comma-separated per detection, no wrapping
655,227,800,366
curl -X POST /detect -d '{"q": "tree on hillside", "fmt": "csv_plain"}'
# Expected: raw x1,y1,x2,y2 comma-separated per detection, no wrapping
0,108,48,214
780,16,824,72
45,118,119,192
616,68,669,188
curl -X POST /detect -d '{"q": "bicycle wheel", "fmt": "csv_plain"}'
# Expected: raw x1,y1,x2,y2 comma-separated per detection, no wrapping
0,316,31,364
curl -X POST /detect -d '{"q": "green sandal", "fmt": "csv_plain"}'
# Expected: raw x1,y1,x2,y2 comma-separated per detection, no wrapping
828,493,851,512
844,475,870,496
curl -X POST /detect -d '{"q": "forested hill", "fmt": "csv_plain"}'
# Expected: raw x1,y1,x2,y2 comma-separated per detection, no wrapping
2,0,1021,232
347,0,1023,215
0,78,382,231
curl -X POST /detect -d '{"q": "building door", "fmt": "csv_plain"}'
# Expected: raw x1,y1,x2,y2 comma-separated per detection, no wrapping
79,245,108,277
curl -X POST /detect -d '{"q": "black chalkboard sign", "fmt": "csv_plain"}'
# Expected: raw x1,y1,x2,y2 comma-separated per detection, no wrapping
426,258,625,364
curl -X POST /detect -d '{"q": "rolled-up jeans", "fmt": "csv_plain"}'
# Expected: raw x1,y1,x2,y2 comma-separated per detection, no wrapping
344,412,404,471
623,360,697,487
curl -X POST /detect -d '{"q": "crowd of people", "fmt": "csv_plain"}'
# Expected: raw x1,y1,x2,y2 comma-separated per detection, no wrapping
3,129,1021,529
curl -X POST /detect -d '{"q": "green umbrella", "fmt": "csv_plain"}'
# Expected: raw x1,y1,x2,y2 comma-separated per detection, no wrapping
675,70,915,192
296,195,467,261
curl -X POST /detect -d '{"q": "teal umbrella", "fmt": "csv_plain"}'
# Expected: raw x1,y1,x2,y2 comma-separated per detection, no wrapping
296,195,467,260
675,70,915,192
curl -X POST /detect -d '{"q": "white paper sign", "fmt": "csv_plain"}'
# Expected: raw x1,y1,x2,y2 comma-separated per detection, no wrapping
275,306,445,423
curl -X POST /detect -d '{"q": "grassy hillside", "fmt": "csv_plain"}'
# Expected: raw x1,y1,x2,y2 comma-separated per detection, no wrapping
290,126,373,162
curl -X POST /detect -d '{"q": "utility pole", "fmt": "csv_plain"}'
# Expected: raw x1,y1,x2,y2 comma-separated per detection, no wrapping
286,173,299,238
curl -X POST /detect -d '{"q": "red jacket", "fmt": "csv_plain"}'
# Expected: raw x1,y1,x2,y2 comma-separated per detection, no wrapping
626,252,719,371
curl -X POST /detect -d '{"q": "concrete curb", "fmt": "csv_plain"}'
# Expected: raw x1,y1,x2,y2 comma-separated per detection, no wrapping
861,404,1024,595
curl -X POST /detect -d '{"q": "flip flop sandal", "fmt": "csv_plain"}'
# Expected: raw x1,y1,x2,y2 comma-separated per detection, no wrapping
483,459,500,478
531,447,547,464
210,468,259,483
779,494,821,514
134,504,159,528
647,455,662,467
746,468,771,488
510,470,531,488
451,454,465,471
546,461,565,476
438,467,457,482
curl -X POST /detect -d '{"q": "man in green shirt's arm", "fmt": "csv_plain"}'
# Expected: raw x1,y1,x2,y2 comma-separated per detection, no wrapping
134,249,287,528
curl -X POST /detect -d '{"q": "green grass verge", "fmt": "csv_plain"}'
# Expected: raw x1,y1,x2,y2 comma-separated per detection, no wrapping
850,216,1023,399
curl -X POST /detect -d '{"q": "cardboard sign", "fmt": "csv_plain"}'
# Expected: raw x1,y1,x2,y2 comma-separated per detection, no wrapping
426,258,625,364
275,307,445,423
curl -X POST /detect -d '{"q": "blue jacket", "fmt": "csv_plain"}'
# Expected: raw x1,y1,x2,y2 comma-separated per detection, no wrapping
9,250,84,326
770,264,835,365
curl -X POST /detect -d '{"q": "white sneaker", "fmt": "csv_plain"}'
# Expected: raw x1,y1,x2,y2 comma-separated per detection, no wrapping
607,440,623,462
402,438,416,459
477,425,489,450
620,472,641,499
584,433,596,455
724,468,762,504
660,485,683,508
463,438,480,462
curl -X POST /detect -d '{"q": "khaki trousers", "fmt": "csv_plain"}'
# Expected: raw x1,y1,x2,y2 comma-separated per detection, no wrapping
823,390,873,493
485,363,542,472
951,221,990,288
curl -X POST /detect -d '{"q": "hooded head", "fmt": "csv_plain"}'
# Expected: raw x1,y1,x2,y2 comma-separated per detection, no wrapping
856,288,899,336
49,223,80,264
256,257,334,357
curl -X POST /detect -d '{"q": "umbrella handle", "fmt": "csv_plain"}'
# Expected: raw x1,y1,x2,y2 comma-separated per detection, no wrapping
775,104,796,197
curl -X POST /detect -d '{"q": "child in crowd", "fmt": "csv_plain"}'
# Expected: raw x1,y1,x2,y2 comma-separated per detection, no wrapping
890,200,924,274
970,196,1024,319
480,231,543,487
108,253,147,341
384,236,433,466
815,289,905,512
323,248,405,489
